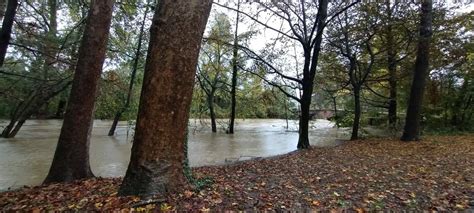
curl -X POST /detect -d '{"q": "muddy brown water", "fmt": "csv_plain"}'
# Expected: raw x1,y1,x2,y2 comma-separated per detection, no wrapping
0,119,348,190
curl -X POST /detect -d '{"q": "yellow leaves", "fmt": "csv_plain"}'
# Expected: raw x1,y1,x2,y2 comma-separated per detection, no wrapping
455,204,465,209
311,200,321,206
94,202,103,209
160,203,172,211
333,192,340,197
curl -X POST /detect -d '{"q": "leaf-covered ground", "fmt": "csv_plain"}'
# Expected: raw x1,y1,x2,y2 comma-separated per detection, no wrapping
1,135,473,211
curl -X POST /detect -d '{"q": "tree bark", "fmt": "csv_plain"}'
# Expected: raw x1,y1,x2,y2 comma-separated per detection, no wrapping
0,0,17,67
44,0,114,184
401,0,432,141
118,0,212,197
351,87,361,140
228,0,240,134
108,5,149,136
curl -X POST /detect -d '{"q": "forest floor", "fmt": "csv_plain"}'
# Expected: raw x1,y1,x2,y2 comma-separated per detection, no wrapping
1,135,473,211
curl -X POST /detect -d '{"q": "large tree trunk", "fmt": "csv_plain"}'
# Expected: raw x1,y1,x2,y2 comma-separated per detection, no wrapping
351,87,361,140
228,0,240,134
118,0,212,197
108,5,149,136
44,0,114,184
401,0,432,141
0,0,17,67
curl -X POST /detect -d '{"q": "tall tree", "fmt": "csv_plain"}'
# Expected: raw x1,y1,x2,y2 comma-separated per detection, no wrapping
197,13,232,133
228,0,240,134
0,0,18,67
215,0,359,148
119,0,212,196
108,3,150,136
44,0,115,183
401,0,433,141
327,6,379,140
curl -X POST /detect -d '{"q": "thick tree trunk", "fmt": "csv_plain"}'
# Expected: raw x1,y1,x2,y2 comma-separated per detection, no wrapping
118,0,212,197
0,0,17,66
401,0,432,141
108,5,149,136
351,87,361,140
208,94,217,132
44,0,114,184
228,0,240,134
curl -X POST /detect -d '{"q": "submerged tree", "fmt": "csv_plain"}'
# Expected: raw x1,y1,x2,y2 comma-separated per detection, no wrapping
44,0,115,183
119,0,212,196
228,0,240,134
108,3,150,136
215,0,359,149
197,13,232,133
401,0,433,141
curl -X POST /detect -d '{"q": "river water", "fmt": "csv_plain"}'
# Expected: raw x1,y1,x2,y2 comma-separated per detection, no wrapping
0,119,348,190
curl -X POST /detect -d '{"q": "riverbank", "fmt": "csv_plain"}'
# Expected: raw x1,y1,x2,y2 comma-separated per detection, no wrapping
0,119,345,190
1,135,473,211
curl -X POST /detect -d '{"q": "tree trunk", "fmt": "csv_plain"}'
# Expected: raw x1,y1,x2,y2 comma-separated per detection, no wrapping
54,99,66,118
401,0,432,141
208,93,217,132
118,0,212,197
1,91,37,138
44,0,114,184
228,0,240,134
108,5,149,136
351,87,361,140
37,0,58,118
0,0,17,66
297,0,328,149
297,79,312,149
386,23,397,126
0,0,7,22
331,95,339,127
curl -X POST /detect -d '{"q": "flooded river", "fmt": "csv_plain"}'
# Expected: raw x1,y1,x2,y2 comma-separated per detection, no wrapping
0,119,348,190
